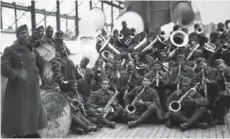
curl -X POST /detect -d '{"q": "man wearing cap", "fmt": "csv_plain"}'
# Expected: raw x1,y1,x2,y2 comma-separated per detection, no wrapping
36,25,45,39
87,78,123,127
124,75,163,128
41,25,54,45
76,57,90,80
1,24,47,138
169,54,196,91
165,78,210,130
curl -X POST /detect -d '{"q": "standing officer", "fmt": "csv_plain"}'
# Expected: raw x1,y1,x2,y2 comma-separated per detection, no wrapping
1,25,47,138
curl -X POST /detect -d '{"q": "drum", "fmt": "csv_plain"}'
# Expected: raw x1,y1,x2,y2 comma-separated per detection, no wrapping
36,44,56,62
38,89,72,138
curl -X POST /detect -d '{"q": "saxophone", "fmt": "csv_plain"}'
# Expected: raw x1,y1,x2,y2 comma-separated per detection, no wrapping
123,72,133,99
125,85,146,114
103,88,119,118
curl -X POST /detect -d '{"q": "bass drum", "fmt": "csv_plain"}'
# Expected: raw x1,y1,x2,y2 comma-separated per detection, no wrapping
38,89,72,138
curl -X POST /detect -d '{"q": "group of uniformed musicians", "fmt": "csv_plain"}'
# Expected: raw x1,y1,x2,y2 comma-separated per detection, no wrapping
1,19,230,137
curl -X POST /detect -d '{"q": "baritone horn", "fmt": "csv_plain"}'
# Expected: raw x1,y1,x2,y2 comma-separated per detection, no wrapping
169,83,200,112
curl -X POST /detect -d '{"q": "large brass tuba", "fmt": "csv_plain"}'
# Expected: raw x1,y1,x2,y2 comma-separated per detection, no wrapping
167,1,195,58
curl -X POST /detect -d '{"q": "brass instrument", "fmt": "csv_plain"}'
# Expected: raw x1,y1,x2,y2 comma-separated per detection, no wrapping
195,27,203,34
169,83,200,112
204,42,216,53
66,90,87,116
221,43,229,52
123,72,133,99
125,86,146,114
186,43,200,60
201,68,208,98
177,64,181,91
103,88,119,118
170,30,189,48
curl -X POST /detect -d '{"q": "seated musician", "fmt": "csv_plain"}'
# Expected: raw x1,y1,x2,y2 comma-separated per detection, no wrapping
66,85,98,134
75,57,90,80
170,54,196,91
210,59,230,124
165,78,211,131
40,26,54,45
124,75,164,128
145,59,170,111
54,31,76,82
86,78,121,128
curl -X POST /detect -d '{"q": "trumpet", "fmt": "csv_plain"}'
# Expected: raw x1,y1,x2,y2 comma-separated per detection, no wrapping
103,88,119,118
168,82,200,112
125,86,146,114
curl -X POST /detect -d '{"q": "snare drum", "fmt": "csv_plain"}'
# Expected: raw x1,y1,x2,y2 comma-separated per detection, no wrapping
38,89,72,138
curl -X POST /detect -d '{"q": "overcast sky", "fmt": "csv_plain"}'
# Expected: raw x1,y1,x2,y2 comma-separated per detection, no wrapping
1,0,230,31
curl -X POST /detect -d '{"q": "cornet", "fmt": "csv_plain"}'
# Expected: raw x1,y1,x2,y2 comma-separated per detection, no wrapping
168,83,200,112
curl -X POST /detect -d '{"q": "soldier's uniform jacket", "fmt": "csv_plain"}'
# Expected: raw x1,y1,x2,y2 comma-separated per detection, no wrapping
108,69,124,88
195,67,219,100
40,35,55,46
1,41,47,136
170,64,196,86
145,70,170,88
125,86,163,119
87,89,121,110
215,67,230,93
54,40,71,58
166,89,209,112
77,78,93,102
119,69,143,91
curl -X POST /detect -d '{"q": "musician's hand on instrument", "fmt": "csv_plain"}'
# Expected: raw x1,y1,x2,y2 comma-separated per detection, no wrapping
204,78,211,84
97,107,103,112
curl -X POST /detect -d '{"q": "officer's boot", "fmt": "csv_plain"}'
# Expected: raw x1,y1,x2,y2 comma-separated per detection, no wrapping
180,108,206,131
80,114,98,131
128,105,156,128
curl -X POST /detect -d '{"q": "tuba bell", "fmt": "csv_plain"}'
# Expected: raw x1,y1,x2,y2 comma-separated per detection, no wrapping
170,30,189,48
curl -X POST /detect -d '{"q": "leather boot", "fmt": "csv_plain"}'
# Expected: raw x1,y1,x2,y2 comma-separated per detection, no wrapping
180,108,205,131
72,127,85,135
128,105,156,128
102,119,116,129
171,112,188,124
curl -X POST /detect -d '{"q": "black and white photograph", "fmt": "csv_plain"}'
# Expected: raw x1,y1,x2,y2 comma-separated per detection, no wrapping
1,0,230,138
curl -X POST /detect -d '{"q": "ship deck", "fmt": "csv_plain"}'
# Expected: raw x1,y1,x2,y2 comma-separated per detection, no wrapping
67,113,230,138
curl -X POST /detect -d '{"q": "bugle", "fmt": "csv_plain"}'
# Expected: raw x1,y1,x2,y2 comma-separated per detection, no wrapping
168,82,200,112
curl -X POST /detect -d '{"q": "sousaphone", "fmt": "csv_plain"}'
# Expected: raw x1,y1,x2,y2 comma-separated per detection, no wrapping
167,1,195,58
70,8,105,67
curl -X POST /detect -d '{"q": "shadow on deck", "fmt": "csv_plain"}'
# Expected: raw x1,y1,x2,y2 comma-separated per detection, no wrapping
67,113,230,138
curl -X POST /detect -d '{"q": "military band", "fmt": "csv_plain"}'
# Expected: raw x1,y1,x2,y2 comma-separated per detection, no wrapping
1,13,230,139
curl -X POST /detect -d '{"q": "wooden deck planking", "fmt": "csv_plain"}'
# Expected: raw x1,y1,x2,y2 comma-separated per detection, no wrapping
139,125,154,138
195,128,202,138
67,112,230,138
224,114,230,138
189,128,196,138
154,125,165,138
146,125,159,138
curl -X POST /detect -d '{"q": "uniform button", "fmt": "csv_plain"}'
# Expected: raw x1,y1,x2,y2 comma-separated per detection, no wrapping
21,61,24,64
